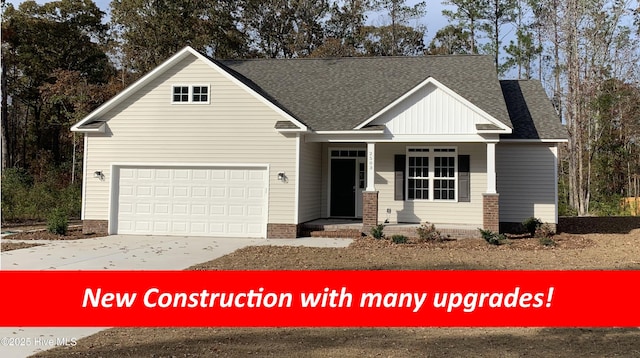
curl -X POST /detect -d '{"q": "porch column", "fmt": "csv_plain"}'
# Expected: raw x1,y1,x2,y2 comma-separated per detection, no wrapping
486,142,497,194
363,142,378,234
483,142,499,232
366,142,376,191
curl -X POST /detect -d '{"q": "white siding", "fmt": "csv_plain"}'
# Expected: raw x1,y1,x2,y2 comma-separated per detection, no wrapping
321,142,486,226
298,140,322,223
370,83,495,135
83,54,297,225
496,143,557,224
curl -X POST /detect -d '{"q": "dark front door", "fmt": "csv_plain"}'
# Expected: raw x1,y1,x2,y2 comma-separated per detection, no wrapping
330,158,356,217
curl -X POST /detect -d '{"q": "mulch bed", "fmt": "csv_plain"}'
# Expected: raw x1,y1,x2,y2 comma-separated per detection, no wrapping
1,226,104,241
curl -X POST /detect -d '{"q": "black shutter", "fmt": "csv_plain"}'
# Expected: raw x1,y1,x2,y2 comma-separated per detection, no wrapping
458,155,470,202
394,155,406,200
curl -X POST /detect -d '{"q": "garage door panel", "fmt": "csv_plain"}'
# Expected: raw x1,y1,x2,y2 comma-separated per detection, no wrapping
134,221,151,231
173,187,189,197
153,222,169,232
191,187,208,197
191,204,207,215
117,167,267,237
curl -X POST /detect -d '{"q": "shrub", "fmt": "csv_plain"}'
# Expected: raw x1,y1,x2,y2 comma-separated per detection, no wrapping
47,208,68,235
370,224,385,240
1,167,82,222
534,223,555,239
416,222,446,242
478,228,507,245
391,234,408,244
522,217,543,237
539,236,556,247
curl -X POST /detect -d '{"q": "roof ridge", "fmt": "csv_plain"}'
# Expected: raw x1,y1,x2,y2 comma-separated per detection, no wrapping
219,54,492,62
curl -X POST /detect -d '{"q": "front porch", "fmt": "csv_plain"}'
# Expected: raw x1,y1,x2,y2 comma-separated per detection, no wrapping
296,141,501,239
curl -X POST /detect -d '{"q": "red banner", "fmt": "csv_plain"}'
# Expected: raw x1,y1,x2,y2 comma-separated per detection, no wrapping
0,270,637,327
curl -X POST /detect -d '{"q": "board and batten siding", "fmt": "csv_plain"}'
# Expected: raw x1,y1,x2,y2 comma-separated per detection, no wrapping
297,140,322,223
496,143,557,224
370,82,496,135
83,54,297,224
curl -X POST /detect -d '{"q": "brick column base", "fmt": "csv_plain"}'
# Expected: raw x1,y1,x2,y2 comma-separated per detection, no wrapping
82,220,108,235
266,223,298,239
362,191,379,235
483,193,500,232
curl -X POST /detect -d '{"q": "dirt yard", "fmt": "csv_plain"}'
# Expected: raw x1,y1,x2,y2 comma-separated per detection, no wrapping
22,217,640,357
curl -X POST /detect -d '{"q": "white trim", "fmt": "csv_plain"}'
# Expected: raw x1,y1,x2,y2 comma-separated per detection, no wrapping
76,124,106,133
500,138,569,143
366,143,376,191
486,142,497,194
72,46,307,132
110,162,270,168
315,130,385,135
81,135,88,220
355,77,512,134
405,146,458,202
294,134,301,224
306,134,498,143
108,162,270,237
277,128,307,133
171,84,211,105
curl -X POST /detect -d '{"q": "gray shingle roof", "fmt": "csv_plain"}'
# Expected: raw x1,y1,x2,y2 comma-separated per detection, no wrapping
219,56,512,131
500,80,567,140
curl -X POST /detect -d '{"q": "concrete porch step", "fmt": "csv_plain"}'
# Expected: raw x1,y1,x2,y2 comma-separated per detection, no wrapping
309,229,364,238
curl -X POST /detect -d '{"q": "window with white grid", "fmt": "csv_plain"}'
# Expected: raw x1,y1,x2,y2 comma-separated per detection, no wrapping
407,147,457,201
172,85,210,104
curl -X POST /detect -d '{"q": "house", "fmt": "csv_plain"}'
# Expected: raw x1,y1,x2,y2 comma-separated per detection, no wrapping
71,46,567,239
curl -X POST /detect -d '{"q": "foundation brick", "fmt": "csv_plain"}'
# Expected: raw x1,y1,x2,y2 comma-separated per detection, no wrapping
483,193,500,232
267,223,298,239
362,191,379,234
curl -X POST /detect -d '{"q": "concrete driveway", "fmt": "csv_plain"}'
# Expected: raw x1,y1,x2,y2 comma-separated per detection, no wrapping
0,234,352,357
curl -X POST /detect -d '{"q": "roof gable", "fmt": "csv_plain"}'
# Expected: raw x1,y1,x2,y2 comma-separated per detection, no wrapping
72,46,306,132
365,77,511,135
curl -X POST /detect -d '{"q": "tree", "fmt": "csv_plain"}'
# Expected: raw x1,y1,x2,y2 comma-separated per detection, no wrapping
427,24,472,54
110,0,246,74
559,0,638,215
362,23,425,56
502,0,542,79
1,0,113,170
359,0,426,56
478,0,517,74
313,0,369,57
239,0,329,58
442,0,485,54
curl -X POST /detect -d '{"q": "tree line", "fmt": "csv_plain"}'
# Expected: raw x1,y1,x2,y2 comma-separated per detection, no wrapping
1,0,640,217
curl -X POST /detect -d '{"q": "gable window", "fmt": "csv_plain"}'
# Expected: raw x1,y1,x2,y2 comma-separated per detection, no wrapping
173,86,189,102
192,86,208,102
172,85,210,104
407,147,457,201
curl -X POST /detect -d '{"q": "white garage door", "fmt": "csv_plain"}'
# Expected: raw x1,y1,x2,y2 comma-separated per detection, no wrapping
116,166,267,237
